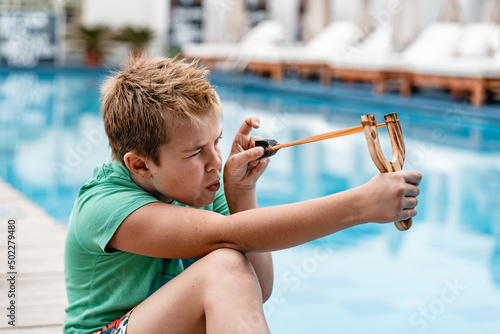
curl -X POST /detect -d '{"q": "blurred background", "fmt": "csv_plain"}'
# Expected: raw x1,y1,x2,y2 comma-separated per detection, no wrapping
2,0,500,104
0,2,496,61
1,0,500,333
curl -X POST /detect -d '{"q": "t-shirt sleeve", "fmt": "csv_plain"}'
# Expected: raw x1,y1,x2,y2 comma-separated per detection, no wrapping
72,182,159,254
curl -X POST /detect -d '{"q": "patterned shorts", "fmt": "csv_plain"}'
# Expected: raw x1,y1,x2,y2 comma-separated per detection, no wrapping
92,309,133,334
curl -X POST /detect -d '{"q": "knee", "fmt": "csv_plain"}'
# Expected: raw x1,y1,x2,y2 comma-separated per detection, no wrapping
201,248,261,293
204,248,254,278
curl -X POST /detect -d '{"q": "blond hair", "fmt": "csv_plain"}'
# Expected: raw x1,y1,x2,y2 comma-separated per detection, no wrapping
101,55,222,165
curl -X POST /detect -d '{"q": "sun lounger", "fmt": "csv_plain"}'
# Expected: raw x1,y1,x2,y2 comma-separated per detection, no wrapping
182,43,238,69
240,21,363,81
407,22,500,106
181,20,287,70
293,21,363,80
323,22,467,99
486,52,500,96
324,24,408,93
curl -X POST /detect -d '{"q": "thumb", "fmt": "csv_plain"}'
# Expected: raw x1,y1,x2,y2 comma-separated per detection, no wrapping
231,146,265,167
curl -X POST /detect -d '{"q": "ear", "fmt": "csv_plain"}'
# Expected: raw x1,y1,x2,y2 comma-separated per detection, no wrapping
123,152,152,179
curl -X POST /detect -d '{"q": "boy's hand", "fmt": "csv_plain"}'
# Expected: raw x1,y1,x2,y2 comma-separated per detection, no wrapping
358,170,422,224
223,117,269,192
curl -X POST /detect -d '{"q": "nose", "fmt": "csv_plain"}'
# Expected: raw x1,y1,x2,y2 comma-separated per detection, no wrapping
205,146,222,173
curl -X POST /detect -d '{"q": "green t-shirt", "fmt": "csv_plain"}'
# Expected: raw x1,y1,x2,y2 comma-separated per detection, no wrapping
63,160,229,333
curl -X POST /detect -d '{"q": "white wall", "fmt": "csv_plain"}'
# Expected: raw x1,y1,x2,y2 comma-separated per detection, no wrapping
82,0,169,60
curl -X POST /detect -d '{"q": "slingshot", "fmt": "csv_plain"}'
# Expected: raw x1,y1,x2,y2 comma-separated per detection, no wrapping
256,112,411,231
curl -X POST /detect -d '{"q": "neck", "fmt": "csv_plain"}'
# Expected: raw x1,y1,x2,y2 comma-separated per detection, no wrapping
129,172,173,204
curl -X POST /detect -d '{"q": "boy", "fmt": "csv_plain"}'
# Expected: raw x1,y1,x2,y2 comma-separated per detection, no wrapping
64,56,421,333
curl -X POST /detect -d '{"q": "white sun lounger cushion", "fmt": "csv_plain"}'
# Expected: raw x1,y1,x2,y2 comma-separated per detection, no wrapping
454,23,500,58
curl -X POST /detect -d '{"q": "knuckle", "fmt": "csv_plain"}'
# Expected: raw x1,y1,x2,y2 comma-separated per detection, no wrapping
396,198,405,212
395,184,406,196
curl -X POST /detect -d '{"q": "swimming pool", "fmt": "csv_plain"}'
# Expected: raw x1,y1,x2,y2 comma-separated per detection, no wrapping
1,68,499,333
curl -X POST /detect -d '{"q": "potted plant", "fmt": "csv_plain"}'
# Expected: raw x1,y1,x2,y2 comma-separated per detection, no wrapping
76,25,110,65
114,26,154,58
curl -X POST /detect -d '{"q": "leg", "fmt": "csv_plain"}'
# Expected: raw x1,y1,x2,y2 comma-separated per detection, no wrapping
126,248,270,334
471,79,486,107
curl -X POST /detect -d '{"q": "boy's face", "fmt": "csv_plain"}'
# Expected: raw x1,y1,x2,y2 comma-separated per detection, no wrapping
147,110,223,207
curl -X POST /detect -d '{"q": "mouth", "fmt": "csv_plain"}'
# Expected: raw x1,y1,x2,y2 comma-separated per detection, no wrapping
206,180,220,192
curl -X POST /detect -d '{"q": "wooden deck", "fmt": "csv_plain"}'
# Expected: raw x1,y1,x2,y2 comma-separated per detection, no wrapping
0,179,67,333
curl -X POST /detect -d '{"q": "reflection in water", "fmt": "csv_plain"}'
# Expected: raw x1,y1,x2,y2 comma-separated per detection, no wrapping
218,83,500,332
492,200,500,288
220,89,500,236
0,68,109,220
1,69,500,332
493,237,500,288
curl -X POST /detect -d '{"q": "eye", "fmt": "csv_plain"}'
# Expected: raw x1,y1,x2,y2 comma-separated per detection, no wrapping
215,136,223,144
189,150,201,158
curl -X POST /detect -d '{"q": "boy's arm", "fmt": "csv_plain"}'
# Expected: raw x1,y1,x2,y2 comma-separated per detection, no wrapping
222,118,274,300
108,169,421,258
224,181,273,302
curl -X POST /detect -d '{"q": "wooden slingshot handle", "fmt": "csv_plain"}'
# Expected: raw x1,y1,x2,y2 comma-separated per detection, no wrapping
255,113,412,232
361,113,412,231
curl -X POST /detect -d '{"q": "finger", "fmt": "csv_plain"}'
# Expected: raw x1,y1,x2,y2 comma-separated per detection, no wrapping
248,159,260,168
402,196,418,210
252,159,269,174
402,207,418,220
231,146,265,167
236,117,260,136
405,184,420,197
401,170,423,186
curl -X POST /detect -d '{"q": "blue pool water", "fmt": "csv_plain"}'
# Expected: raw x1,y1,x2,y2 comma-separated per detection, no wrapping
1,68,499,333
